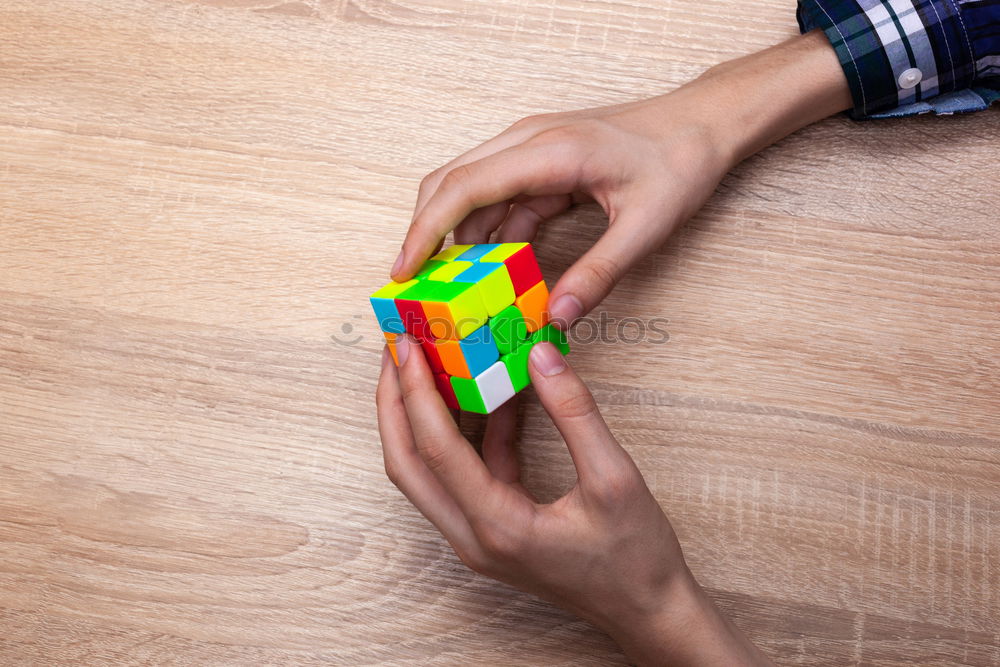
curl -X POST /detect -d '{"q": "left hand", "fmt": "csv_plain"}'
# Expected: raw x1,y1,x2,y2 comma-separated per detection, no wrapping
375,336,773,666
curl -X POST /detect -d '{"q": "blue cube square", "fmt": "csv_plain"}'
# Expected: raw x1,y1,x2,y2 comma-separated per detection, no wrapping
459,323,499,376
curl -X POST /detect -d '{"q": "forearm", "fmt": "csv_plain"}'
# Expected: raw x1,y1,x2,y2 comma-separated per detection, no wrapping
693,29,852,166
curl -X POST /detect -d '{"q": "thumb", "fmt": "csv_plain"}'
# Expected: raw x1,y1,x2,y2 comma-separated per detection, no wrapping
528,342,632,485
547,207,673,328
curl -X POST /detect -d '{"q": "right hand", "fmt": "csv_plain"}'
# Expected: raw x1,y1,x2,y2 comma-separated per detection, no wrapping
390,30,851,328
391,91,734,327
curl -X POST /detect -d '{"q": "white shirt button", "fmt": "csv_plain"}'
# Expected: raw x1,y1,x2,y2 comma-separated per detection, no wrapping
898,67,923,89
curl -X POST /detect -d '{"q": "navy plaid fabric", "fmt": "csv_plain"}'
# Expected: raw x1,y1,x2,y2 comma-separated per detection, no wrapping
797,0,1000,118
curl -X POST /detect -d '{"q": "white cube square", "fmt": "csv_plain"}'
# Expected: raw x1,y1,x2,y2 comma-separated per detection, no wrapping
475,361,516,413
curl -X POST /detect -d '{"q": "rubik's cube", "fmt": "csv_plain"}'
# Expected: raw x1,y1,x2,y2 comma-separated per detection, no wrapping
371,243,569,413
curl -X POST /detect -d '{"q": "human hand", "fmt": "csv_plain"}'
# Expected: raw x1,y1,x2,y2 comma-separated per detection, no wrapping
391,30,850,328
375,336,773,665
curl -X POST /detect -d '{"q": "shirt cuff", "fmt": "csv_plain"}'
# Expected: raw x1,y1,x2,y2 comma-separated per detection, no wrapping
797,0,979,118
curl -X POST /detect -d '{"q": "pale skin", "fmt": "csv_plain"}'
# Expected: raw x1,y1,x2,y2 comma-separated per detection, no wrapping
377,29,854,665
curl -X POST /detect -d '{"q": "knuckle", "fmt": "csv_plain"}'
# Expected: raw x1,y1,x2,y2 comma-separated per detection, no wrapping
526,126,590,181
382,455,401,487
409,212,435,239
532,124,583,148
440,163,474,193
507,113,550,133
580,256,621,293
399,379,423,405
456,546,493,577
415,437,451,474
507,115,535,132
590,465,641,507
533,119,605,149
473,518,524,561
419,168,442,194
553,388,598,421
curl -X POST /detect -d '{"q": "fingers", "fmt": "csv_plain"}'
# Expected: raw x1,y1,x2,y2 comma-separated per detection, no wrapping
527,342,634,488
393,140,583,280
454,192,574,247
411,134,524,224
547,203,675,328
376,348,479,552
394,335,524,517
453,200,511,245
455,191,574,247
496,194,572,242
410,114,564,223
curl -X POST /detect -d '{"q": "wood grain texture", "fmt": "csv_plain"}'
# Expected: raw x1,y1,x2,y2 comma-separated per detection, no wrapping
1,0,998,664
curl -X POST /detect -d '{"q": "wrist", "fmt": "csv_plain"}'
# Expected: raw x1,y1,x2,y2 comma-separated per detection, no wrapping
601,568,704,664
603,571,773,666
692,29,852,167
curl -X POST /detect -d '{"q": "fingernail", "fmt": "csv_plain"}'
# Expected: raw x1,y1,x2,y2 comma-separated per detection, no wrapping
530,341,566,377
381,345,391,365
391,250,405,277
548,293,582,329
396,335,411,365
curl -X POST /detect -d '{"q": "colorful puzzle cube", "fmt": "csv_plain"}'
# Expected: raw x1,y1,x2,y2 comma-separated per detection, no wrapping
371,242,569,413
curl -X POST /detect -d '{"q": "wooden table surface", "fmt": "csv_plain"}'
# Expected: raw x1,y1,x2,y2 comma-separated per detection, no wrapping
2,1,998,664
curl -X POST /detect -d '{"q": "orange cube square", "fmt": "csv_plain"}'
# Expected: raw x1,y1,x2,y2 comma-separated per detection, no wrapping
435,338,472,378
384,332,399,365
514,281,549,332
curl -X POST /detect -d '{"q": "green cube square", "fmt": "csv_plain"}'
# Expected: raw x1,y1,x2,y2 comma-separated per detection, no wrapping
529,324,570,355
502,325,569,392
413,259,447,279
501,346,532,392
488,305,528,355
450,376,487,413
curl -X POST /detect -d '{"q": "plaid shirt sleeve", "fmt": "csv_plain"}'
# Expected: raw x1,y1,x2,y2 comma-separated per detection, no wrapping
797,0,1000,118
